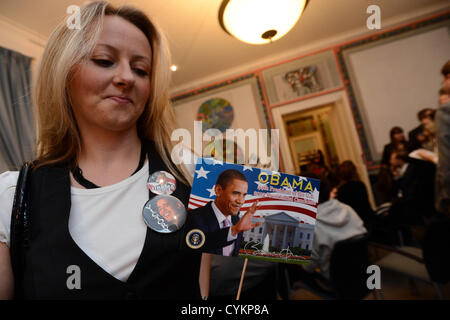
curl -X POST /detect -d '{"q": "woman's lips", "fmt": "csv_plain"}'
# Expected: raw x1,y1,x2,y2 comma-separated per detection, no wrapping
108,96,132,104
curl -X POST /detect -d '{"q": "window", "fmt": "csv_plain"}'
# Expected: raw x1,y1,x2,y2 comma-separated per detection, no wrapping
259,228,262,234
299,232,303,239
307,233,310,240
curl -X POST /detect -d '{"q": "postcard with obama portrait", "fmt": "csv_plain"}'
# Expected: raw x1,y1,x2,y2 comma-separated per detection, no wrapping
185,158,320,265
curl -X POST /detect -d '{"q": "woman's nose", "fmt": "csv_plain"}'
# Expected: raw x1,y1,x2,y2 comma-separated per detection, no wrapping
113,62,135,88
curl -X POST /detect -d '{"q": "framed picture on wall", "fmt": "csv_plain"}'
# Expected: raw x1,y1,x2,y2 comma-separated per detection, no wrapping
261,50,342,106
171,74,271,164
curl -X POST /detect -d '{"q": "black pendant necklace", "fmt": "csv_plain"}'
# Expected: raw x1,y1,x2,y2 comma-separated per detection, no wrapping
72,143,146,189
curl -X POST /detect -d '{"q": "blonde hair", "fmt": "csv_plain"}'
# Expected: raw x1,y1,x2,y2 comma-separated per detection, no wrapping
34,1,191,184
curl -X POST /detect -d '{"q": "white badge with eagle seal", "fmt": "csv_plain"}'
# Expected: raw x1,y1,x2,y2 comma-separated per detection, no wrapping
186,229,206,249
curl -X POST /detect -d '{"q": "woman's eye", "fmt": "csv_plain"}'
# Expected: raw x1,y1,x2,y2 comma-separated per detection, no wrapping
93,59,113,67
92,58,148,76
134,68,149,77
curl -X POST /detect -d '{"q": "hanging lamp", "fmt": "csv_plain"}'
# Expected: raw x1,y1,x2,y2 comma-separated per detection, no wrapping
218,0,309,45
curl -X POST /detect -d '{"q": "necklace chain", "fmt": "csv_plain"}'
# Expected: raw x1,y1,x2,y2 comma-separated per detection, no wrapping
72,143,146,189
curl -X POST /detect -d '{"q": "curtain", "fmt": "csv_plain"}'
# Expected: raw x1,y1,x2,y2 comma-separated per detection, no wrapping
0,47,35,171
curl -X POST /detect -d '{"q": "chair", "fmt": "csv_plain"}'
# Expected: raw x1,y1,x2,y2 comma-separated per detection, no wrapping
288,234,371,299
371,218,450,299
371,203,425,248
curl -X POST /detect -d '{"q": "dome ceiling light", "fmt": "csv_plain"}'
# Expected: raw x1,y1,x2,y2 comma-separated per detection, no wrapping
218,0,309,45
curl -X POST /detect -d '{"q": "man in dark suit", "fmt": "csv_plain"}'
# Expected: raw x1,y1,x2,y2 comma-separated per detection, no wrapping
187,169,260,256
388,151,435,226
408,108,434,151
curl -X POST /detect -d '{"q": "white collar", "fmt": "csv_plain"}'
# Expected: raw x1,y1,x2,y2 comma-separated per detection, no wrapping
398,163,409,178
211,201,232,227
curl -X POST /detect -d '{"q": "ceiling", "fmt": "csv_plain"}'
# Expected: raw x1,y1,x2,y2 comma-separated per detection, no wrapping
0,0,449,93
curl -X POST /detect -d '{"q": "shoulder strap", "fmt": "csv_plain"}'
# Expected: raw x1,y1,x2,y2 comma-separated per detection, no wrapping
10,162,32,300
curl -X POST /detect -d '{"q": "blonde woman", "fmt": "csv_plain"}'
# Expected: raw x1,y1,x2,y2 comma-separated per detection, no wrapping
0,1,204,299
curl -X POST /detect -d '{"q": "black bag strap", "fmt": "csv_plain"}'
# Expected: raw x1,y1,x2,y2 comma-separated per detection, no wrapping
10,162,32,300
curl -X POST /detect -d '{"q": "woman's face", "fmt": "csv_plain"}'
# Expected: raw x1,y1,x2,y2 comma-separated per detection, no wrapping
69,16,152,135
393,132,404,143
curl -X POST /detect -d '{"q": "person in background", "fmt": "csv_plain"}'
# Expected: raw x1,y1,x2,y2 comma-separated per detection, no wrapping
435,60,450,216
408,108,434,151
374,165,394,205
408,110,438,164
306,149,337,187
335,161,374,231
388,151,435,226
381,127,410,166
306,150,326,175
439,88,450,106
288,173,367,281
420,110,437,154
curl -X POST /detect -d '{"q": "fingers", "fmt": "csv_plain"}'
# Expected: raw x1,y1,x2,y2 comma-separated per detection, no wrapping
246,201,259,215
247,201,257,213
251,222,262,228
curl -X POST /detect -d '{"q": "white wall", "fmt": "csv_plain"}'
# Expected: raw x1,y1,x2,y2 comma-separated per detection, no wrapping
345,25,450,159
0,14,47,86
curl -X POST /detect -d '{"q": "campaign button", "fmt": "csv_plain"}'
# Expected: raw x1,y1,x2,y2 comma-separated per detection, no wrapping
142,195,186,233
147,170,176,195
186,229,206,249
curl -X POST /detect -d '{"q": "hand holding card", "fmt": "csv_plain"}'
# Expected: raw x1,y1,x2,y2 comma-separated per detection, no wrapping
231,201,262,236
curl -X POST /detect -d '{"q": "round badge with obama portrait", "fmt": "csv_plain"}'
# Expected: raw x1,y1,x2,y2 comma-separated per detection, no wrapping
142,195,186,233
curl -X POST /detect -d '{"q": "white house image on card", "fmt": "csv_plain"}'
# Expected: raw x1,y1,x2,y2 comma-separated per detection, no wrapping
244,212,314,250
